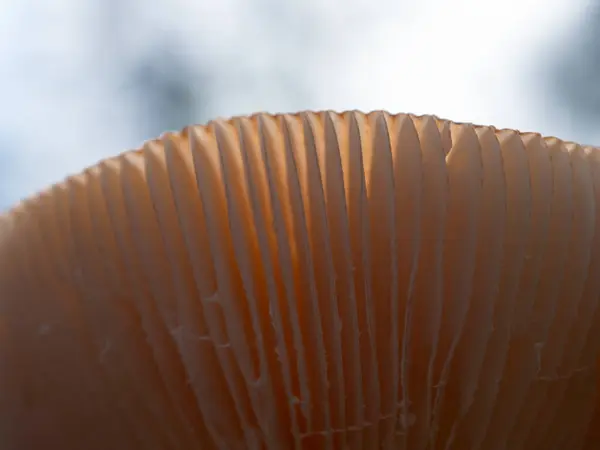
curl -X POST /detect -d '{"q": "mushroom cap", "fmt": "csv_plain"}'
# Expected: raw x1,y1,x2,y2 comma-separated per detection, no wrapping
1,110,600,449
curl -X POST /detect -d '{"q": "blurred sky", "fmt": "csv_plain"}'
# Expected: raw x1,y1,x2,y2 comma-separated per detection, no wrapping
0,0,594,210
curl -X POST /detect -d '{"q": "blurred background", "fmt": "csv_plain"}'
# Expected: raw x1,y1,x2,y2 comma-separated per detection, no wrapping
0,0,597,210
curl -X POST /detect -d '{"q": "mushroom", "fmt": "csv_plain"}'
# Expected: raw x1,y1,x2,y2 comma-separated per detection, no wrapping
1,110,599,450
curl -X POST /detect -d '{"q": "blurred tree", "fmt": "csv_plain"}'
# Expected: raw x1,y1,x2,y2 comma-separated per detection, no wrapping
550,3,600,131
96,0,211,142
127,41,211,139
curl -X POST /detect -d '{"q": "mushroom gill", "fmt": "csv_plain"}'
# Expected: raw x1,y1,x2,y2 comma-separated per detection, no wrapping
1,110,600,450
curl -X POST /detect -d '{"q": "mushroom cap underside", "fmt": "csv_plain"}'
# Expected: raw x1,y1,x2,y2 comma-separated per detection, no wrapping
1,110,600,450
